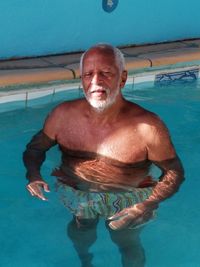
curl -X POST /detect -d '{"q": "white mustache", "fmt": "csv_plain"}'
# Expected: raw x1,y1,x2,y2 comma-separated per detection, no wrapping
89,86,110,94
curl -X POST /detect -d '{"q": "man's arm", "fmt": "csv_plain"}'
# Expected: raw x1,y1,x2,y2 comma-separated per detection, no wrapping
23,130,57,200
145,117,185,205
23,130,57,182
23,104,63,200
108,116,184,230
145,156,184,205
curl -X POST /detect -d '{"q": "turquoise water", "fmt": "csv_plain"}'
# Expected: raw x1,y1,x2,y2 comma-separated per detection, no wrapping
0,81,199,267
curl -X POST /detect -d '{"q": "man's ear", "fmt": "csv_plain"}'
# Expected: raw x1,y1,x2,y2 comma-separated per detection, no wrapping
120,70,128,88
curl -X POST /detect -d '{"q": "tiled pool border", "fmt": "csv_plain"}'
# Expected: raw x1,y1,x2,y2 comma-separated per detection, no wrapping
0,65,199,110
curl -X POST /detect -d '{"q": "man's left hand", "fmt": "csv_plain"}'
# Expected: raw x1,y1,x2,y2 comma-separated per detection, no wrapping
108,202,157,230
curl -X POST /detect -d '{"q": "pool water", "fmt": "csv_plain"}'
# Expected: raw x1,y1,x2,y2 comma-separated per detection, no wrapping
0,80,199,267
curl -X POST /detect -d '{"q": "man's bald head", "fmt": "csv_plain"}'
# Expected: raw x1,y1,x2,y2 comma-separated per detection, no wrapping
80,44,125,74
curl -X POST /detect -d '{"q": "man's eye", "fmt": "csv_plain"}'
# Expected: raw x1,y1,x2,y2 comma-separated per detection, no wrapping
83,73,92,78
102,71,111,77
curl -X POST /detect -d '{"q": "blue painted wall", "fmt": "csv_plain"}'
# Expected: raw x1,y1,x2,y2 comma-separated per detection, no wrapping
0,0,200,59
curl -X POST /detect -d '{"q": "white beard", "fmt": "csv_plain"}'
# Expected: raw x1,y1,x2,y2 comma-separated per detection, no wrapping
84,86,120,112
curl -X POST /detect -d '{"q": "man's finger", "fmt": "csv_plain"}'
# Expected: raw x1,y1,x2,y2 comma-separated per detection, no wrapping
109,215,130,230
27,187,34,196
26,184,35,195
108,209,128,220
43,183,50,192
26,184,47,201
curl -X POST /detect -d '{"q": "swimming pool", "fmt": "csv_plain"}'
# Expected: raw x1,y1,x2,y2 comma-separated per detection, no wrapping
0,79,199,267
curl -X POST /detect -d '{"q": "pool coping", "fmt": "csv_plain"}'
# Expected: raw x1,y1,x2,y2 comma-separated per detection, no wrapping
0,38,200,100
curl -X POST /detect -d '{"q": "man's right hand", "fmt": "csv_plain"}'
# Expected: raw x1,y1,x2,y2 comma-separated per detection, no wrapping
26,180,50,201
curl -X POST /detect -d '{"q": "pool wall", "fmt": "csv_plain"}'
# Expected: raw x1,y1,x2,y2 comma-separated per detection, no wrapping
1,0,200,59
0,64,199,113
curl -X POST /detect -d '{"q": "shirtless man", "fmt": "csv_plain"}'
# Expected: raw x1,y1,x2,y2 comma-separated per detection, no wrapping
23,44,184,267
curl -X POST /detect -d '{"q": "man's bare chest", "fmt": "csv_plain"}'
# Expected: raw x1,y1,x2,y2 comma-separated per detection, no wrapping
57,122,147,163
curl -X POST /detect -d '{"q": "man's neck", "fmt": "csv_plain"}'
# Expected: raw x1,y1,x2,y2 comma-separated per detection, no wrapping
85,96,126,125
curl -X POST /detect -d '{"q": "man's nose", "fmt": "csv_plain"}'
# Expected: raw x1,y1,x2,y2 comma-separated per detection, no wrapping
91,73,102,85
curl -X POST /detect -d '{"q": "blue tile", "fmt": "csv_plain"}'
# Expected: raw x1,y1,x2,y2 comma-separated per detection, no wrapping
155,68,199,83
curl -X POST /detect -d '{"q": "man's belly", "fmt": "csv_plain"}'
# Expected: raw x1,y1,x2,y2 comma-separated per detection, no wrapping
53,149,155,192
53,167,155,192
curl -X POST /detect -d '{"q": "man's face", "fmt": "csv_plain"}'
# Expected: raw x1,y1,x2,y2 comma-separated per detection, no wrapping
81,48,126,111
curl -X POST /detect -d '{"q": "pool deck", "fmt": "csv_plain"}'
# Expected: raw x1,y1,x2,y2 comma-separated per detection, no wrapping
0,38,200,90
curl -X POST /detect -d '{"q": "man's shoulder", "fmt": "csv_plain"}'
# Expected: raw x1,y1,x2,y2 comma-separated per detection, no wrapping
53,98,86,113
127,101,158,120
125,101,166,132
44,99,86,132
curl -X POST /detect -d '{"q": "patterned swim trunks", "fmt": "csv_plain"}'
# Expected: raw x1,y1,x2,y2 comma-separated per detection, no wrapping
56,182,154,220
